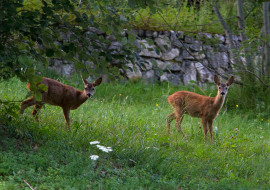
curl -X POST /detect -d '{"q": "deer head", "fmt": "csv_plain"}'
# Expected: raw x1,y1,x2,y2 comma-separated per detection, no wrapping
81,76,102,98
214,75,234,97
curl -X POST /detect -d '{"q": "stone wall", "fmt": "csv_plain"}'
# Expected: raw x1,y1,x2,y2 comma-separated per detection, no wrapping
50,29,240,85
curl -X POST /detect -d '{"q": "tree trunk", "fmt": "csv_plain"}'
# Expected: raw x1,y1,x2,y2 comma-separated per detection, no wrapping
237,0,252,69
211,0,241,67
263,2,270,80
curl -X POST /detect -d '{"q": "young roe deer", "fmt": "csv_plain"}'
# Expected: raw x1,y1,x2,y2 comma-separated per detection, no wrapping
20,76,102,130
166,75,234,140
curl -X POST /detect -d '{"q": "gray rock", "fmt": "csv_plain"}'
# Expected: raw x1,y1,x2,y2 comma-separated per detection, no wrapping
166,73,182,86
156,60,172,70
207,51,229,69
138,29,145,37
49,62,75,77
125,62,142,81
162,48,180,61
170,31,177,41
108,41,122,51
189,41,202,52
160,74,168,82
216,44,228,52
106,35,117,41
145,30,154,38
164,31,171,37
172,39,183,49
182,50,195,60
169,62,182,72
214,34,225,43
184,35,194,44
199,33,212,39
154,35,171,53
138,39,161,58
194,62,212,83
121,29,127,37
182,61,197,84
174,55,183,62
142,70,155,82
153,31,158,38
176,31,184,39
88,27,105,35
141,59,153,71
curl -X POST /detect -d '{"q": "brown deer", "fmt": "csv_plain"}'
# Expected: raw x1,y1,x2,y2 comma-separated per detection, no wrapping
20,76,102,130
166,75,234,140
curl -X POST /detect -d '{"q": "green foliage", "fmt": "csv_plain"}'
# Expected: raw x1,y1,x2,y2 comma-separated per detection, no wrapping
0,0,137,86
0,77,269,189
131,1,223,33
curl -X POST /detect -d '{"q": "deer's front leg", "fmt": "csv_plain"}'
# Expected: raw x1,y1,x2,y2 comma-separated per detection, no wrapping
207,119,214,141
201,117,208,140
62,107,70,131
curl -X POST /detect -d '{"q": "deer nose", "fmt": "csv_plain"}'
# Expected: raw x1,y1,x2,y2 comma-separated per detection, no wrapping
221,92,225,96
87,93,92,97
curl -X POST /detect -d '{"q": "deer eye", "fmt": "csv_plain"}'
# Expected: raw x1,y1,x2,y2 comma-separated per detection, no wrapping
219,87,221,89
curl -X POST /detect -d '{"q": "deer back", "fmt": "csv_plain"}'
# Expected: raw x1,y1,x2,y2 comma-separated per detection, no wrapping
30,77,87,109
168,91,216,118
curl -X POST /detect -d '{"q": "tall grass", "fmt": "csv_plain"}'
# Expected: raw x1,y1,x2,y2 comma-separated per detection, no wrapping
0,76,269,189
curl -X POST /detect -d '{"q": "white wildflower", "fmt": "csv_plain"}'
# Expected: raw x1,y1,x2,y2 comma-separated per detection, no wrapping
89,155,99,160
90,141,100,145
96,145,113,153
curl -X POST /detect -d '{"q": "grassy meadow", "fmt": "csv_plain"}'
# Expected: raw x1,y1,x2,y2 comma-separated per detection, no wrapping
0,76,269,189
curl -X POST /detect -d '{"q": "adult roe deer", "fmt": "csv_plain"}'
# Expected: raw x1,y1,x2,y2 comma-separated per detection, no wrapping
20,76,102,130
166,75,234,140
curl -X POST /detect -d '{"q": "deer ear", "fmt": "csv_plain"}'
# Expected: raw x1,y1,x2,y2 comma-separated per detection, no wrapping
93,77,102,87
81,74,89,85
214,75,220,85
226,76,234,86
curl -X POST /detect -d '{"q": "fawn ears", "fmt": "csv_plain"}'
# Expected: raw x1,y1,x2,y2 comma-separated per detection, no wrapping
226,76,234,86
81,74,89,85
93,77,102,87
214,75,220,85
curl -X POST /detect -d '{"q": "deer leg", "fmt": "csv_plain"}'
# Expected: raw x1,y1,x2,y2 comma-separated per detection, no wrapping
175,115,185,137
166,113,176,134
201,117,208,140
20,97,36,114
207,120,214,141
32,103,43,121
62,108,70,131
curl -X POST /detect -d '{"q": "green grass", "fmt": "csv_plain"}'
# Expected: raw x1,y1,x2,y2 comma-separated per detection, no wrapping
0,77,270,189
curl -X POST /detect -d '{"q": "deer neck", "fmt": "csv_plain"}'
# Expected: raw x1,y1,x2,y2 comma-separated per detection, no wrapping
213,93,225,111
75,91,88,107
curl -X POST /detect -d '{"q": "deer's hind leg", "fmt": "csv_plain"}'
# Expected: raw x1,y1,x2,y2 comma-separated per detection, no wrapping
175,108,185,137
62,107,71,131
32,103,43,121
166,113,176,134
20,97,36,114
